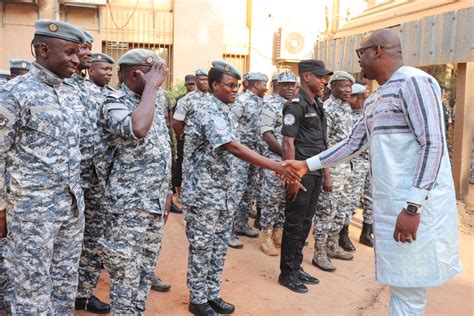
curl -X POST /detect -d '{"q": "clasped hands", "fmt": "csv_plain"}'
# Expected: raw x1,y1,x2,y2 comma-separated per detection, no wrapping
273,160,309,183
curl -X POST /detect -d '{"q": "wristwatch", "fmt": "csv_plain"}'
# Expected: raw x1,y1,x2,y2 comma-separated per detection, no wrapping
404,203,420,215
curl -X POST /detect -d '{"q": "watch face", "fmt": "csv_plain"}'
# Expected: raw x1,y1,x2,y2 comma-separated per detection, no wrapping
406,205,418,214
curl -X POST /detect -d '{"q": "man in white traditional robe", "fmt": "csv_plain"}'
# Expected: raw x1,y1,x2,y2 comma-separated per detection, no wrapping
285,28,462,315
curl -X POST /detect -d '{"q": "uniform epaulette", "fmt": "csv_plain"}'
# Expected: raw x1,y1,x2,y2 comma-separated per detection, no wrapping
106,86,116,92
291,97,300,103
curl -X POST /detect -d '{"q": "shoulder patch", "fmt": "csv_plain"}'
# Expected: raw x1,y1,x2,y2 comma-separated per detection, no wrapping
291,97,300,103
0,114,9,129
283,113,296,125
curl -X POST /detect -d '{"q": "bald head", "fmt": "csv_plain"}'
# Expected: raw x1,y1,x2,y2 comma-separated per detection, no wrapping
358,28,404,84
362,29,402,58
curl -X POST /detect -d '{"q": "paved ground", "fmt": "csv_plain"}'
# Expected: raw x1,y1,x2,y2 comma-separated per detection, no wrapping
77,186,474,315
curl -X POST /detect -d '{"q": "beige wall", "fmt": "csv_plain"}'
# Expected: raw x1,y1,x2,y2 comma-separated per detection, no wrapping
172,0,224,84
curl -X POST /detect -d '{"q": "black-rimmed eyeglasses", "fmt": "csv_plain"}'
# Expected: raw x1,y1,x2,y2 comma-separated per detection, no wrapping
221,82,241,90
356,45,383,59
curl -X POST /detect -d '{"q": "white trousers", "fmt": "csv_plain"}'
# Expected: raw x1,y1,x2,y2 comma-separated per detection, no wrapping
389,286,427,316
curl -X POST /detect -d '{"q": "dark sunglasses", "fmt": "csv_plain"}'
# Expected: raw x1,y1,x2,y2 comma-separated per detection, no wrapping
356,45,384,59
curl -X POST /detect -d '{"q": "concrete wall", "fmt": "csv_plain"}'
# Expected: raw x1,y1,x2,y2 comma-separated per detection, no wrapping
172,0,224,84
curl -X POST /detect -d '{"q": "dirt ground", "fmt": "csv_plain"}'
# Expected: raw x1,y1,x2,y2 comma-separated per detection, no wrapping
77,185,474,316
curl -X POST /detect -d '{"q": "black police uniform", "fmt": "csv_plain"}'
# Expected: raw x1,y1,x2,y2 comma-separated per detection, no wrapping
280,89,327,278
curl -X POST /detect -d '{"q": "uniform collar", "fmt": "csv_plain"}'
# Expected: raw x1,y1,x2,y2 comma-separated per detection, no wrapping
299,89,316,106
121,83,142,103
31,62,63,86
196,89,210,97
245,89,261,100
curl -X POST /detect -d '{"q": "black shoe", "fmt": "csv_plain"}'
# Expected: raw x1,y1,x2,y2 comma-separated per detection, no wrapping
209,298,235,314
296,269,319,285
278,274,308,293
75,296,111,314
339,225,356,252
170,202,182,214
359,223,374,247
189,302,217,316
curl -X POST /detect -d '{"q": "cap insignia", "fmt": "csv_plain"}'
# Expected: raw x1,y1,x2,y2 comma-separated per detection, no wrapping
48,23,58,32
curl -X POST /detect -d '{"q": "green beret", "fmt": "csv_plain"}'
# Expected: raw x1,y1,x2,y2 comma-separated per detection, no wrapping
34,19,86,44
247,72,267,81
92,53,115,64
10,59,31,70
195,68,207,77
211,60,241,80
278,72,297,83
83,30,94,44
329,70,355,85
118,49,160,67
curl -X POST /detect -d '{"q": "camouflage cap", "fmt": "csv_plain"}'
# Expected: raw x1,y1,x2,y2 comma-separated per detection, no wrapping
351,83,366,95
278,71,297,83
83,30,94,44
0,69,10,77
243,72,250,81
34,19,86,44
211,60,241,80
195,68,207,77
271,73,279,81
10,59,31,70
247,72,267,81
118,49,160,67
92,53,114,64
185,74,196,83
329,70,355,85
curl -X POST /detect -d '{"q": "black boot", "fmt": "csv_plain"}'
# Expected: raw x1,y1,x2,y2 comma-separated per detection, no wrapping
75,296,110,314
359,222,374,247
189,302,217,316
339,225,356,252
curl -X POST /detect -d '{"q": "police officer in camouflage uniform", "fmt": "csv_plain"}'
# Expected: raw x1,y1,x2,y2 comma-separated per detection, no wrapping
229,72,268,248
0,59,30,314
62,33,112,314
94,49,170,314
0,19,86,314
184,61,299,316
312,71,356,272
348,83,374,247
172,68,210,178
257,72,297,256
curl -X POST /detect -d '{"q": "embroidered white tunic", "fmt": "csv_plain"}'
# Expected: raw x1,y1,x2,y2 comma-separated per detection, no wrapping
306,66,462,287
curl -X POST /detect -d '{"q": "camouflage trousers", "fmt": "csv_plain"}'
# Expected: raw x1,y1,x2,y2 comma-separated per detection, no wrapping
0,237,13,310
76,183,105,299
232,159,258,231
362,172,374,224
258,164,285,229
185,204,232,304
99,209,164,314
313,163,352,243
5,204,85,315
346,158,370,225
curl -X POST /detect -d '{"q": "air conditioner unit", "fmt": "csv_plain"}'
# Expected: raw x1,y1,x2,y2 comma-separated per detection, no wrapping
63,0,107,7
276,28,316,61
